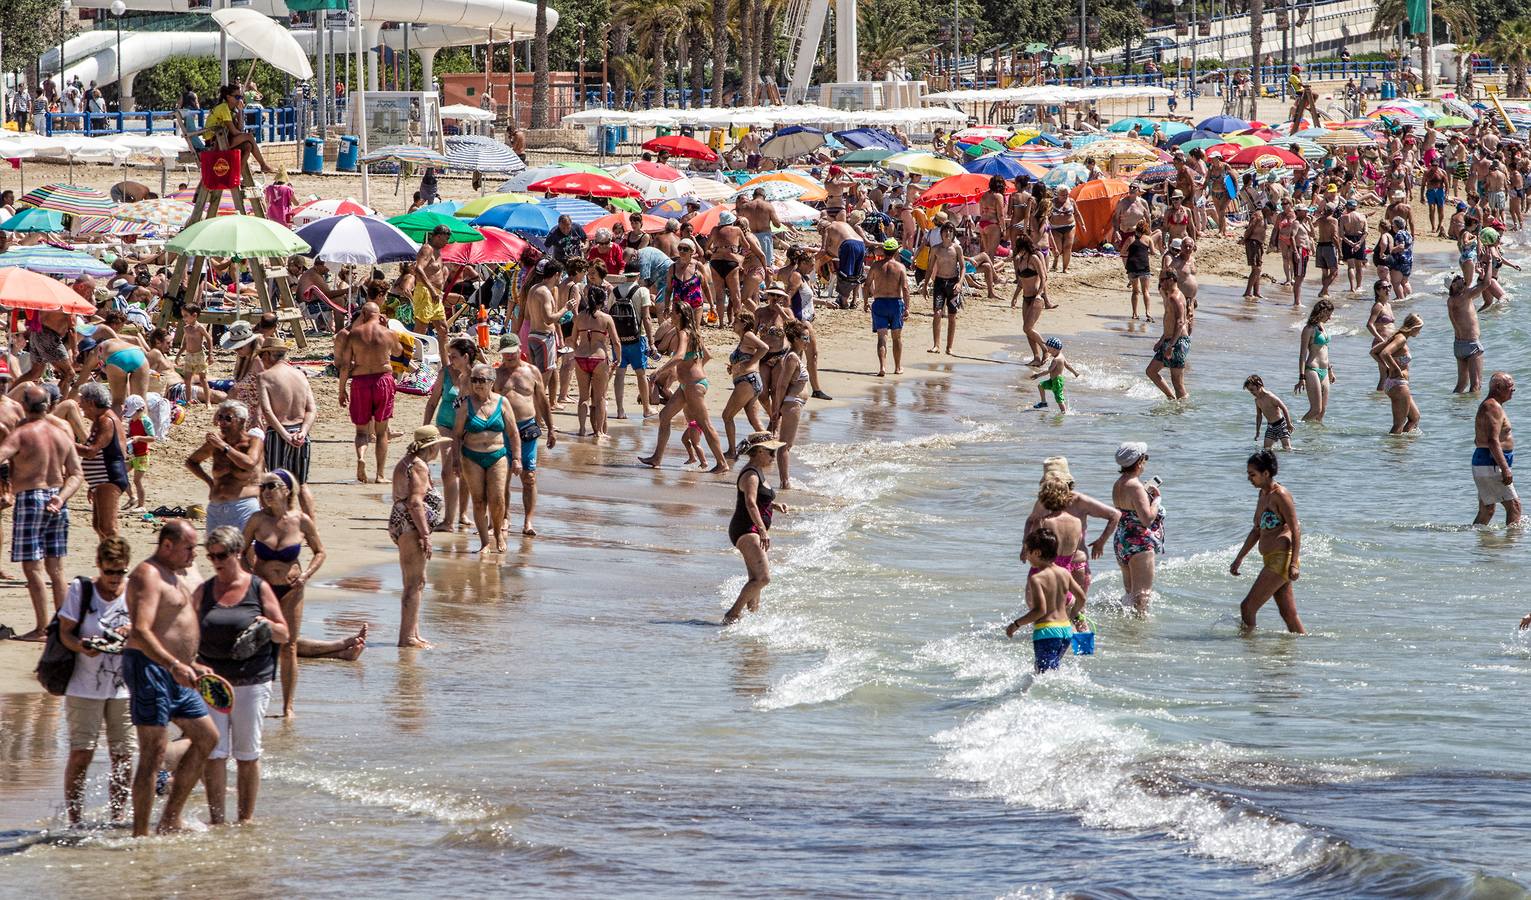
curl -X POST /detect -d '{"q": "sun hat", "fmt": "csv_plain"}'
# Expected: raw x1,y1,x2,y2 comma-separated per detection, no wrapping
1041,456,1073,484
677,239,697,252
408,425,452,453
718,211,737,226
1169,237,1185,250
256,336,292,355
1115,441,1149,468
218,320,259,350
881,237,899,252
1044,337,1063,350
737,431,786,454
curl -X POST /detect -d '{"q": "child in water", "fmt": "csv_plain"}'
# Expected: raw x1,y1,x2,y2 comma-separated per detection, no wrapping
1243,374,1294,450
681,420,706,467
1005,527,1086,672
1030,337,1080,412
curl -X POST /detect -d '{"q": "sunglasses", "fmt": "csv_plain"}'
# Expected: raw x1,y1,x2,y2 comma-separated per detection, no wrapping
470,376,493,384
206,549,234,561
259,482,284,491
101,567,128,577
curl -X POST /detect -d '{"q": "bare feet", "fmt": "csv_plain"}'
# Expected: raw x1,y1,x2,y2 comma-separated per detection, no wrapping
522,524,537,536
355,461,367,483
12,628,45,642
638,455,659,468
398,636,434,648
894,367,903,374
708,463,729,474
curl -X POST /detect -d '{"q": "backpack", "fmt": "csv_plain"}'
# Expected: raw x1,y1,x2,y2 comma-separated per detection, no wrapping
35,577,94,696
609,283,643,345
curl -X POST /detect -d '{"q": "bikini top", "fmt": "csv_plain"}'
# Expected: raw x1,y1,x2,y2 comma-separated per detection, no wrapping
465,397,505,435
1311,327,1330,347
1259,507,1285,530
1375,312,1395,325
728,345,753,366
252,539,301,563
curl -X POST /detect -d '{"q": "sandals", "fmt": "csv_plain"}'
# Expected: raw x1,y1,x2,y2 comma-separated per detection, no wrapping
149,505,188,518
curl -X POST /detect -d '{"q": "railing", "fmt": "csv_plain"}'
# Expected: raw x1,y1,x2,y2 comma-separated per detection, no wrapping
582,87,719,110
39,106,299,142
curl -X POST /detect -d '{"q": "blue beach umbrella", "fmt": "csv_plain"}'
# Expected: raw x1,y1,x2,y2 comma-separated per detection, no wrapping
472,202,561,234
1166,129,1223,148
964,153,1029,179
1042,163,1090,188
1108,117,1156,133
0,208,65,233
1197,114,1251,134
832,127,906,152
293,214,419,265
417,200,463,216
539,197,608,227
0,245,115,278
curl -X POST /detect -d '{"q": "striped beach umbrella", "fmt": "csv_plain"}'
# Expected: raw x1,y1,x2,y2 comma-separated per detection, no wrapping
455,193,534,218
1008,145,1070,167
361,145,451,167
730,180,807,201
289,197,376,227
647,198,712,220
0,245,116,278
115,198,196,232
611,162,695,202
293,214,418,265
444,135,526,174
73,215,158,237
20,184,115,217
538,197,608,227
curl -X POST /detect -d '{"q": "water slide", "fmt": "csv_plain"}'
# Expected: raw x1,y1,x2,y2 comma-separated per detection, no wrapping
44,0,555,108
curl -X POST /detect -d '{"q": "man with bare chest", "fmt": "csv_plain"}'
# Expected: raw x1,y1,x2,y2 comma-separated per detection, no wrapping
185,399,264,536
124,520,219,836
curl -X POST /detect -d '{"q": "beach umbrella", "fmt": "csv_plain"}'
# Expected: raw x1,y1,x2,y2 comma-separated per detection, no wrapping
1166,129,1223,148
688,178,738,202
832,128,905,152
647,198,712,220
960,138,1007,157
115,198,195,232
687,205,733,236
444,135,526,174
0,208,65,233
441,226,530,265
289,197,376,227
1108,116,1157,133
1042,163,1091,188
294,214,419,265
1315,129,1375,148
0,266,96,313
361,145,451,167
1066,139,1158,164
1202,142,1243,160
1291,127,1333,140
20,184,115,217
917,173,1012,207
387,211,484,243
1158,122,1193,137
611,162,696,202
527,172,642,200
472,202,561,234
881,151,964,178
496,162,608,193
1007,145,1069,167
771,199,821,223
1228,145,1303,167
584,212,667,235
731,180,807,201
418,200,464,216
1281,139,1328,161
741,170,828,200
952,125,1013,143
1441,97,1478,121
1221,134,1267,148
211,7,313,79
964,153,1030,179
641,134,719,161
1197,114,1250,134
1177,138,1224,155
0,245,115,278
169,214,310,259
1136,163,1177,184
1073,178,1131,248
439,104,494,122
838,147,898,166
454,193,534,218
760,125,826,160
1431,115,1472,129
72,216,157,237
538,197,608,227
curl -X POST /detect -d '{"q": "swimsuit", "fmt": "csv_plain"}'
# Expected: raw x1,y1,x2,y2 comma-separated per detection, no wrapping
1113,507,1164,565
347,371,396,427
1258,506,1291,581
105,346,147,374
460,397,509,469
1038,375,1066,406
516,417,541,472
727,465,776,546
252,539,301,563
1473,447,1519,506
1265,416,1292,443
389,485,444,541
1152,335,1191,369
81,421,131,491
870,297,904,332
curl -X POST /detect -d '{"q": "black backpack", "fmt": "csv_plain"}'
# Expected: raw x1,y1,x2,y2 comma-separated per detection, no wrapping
35,577,94,696
609,283,642,345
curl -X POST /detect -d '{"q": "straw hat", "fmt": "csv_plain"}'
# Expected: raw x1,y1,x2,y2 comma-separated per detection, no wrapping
256,336,293,356
1041,455,1073,485
407,425,452,453
737,431,786,454
218,320,258,350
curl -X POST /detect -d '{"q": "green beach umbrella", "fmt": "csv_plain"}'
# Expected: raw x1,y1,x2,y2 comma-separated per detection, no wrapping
0,208,65,233
1431,115,1472,128
167,214,309,260
1224,134,1267,147
1179,138,1224,154
609,197,643,213
387,211,484,243
838,147,897,165
961,138,1007,157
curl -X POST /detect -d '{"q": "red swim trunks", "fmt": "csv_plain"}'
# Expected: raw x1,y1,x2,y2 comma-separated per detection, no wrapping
348,372,396,426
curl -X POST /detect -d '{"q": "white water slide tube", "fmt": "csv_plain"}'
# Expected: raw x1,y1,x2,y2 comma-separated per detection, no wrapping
48,0,555,103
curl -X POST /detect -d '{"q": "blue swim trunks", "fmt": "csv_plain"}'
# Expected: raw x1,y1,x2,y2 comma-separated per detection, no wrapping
837,239,866,281
1033,635,1072,673
122,649,209,726
870,297,904,332
516,417,540,472
1426,187,1446,206
617,338,648,371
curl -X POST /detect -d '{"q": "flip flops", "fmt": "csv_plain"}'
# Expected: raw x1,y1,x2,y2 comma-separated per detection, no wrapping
148,505,188,519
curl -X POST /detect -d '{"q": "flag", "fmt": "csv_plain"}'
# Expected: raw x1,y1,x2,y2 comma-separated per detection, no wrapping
1407,0,1429,34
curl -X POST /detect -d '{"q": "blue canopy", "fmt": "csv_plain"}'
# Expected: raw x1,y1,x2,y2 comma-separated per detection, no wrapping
964,153,1029,179
1196,115,1251,134
1166,129,1224,147
472,202,561,234
832,127,907,152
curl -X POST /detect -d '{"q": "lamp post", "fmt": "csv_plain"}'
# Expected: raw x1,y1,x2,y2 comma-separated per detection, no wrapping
111,0,125,113
58,0,70,97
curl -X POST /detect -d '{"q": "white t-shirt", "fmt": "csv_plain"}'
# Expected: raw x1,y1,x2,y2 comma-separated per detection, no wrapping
59,578,130,701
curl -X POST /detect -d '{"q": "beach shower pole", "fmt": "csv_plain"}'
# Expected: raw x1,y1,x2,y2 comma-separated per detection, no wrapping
219,0,229,85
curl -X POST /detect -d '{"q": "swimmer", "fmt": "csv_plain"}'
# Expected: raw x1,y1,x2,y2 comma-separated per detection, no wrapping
1030,337,1079,412
1244,375,1294,450
1295,299,1335,423
1229,450,1306,634
1473,372,1520,527
1004,527,1086,673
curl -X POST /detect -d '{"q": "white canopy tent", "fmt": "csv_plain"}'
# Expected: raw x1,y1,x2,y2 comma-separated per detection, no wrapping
922,85,1175,104
563,105,967,130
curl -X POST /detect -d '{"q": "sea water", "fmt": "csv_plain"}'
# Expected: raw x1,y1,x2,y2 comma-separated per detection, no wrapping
4,244,1531,897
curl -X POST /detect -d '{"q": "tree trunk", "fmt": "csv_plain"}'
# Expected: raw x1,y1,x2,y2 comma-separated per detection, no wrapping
1247,0,1263,119
612,25,631,106
711,0,727,106
740,0,757,105
530,0,551,127
1421,30,1433,94
760,5,777,95
690,26,707,105
653,27,669,108
676,29,690,107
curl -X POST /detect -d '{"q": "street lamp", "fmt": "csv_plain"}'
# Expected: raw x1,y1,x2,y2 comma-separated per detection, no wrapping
58,0,70,96
111,0,125,116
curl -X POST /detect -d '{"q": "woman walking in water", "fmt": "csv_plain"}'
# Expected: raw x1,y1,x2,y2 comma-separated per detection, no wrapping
1364,279,1396,391
389,426,450,647
1295,299,1335,422
640,302,728,472
421,337,479,531
1371,312,1423,433
723,432,790,625
1229,450,1306,634
1112,442,1164,615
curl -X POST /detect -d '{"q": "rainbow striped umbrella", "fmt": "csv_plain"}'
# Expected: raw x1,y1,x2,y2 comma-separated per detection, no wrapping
74,216,158,237
19,184,115,217
116,198,196,231
0,244,116,277
1007,146,1070,167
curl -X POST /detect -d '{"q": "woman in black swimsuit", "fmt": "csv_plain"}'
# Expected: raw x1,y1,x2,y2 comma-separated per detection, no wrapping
724,432,790,625
76,383,130,541
242,468,331,719
1012,234,1049,366
1123,220,1153,321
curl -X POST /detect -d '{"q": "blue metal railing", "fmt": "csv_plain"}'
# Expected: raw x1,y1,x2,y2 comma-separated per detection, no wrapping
39,106,298,141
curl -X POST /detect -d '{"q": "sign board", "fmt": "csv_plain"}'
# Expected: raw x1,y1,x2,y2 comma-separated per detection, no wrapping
350,91,444,153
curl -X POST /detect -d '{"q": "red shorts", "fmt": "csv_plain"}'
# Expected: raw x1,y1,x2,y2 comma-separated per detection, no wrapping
348,372,396,426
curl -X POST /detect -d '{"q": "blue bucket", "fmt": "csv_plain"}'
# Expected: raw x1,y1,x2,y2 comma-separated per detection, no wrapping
1071,631,1095,656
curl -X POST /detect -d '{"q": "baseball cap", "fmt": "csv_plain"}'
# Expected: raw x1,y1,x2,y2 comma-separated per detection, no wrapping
881,238,899,252
1169,237,1185,250
499,333,522,354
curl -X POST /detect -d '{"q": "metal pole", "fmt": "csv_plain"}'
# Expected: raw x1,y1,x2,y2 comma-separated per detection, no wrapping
404,24,411,93
316,14,326,135
115,13,121,107
1078,0,1085,83
219,0,229,85
1190,0,1198,109
58,1,67,96
356,11,368,206
952,0,959,87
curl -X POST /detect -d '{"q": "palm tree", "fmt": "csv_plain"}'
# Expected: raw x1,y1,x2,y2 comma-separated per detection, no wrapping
711,0,728,106
1454,35,1483,93
1372,0,1476,94
1488,17,1531,97
1248,0,1263,120
612,54,655,108
858,2,933,78
530,0,552,127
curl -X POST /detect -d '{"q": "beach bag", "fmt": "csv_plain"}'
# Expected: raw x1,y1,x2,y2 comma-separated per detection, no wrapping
35,577,93,696
200,149,242,191
609,283,642,345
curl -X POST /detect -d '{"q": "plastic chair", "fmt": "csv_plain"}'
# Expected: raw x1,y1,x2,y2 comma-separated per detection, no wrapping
389,318,439,368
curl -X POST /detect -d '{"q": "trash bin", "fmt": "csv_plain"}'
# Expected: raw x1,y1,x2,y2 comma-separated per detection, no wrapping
337,134,359,172
655,125,672,138
1380,81,1396,100
301,137,324,175
599,125,618,155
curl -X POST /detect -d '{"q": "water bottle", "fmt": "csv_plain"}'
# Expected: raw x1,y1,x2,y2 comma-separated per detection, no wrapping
475,305,489,350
